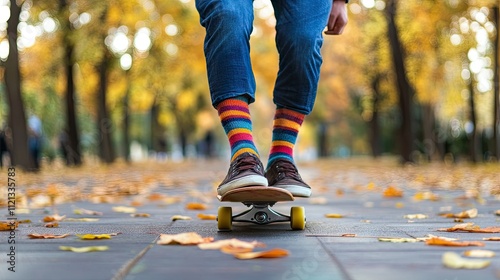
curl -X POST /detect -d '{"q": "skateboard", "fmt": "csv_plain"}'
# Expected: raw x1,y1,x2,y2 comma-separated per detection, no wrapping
217,186,305,231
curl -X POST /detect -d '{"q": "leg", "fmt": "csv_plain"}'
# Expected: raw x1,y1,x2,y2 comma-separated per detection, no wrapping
196,0,267,195
265,0,332,197
195,0,256,106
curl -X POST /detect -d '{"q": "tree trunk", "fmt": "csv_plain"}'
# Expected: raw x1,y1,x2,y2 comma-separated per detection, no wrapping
468,81,479,163
493,5,500,160
97,51,115,164
60,0,82,166
369,75,382,158
386,0,415,163
150,98,161,152
4,0,33,170
122,72,131,162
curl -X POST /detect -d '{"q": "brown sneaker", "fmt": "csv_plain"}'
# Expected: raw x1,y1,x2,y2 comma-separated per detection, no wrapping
265,159,311,197
217,152,268,196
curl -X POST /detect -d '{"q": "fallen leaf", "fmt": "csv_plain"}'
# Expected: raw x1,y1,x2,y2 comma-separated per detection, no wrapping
395,202,405,208
413,191,440,201
45,222,59,228
378,237,419,243
0,221,18,231
495,209,500,216
463,250,495,258
64,218,99,222
28,233,70,239
426,237,484,247
147,193,165,201
18,219,32,224
442,208,478,219
416,234,457,242
197,213,217,220
383,186,403,198
43,215,66,222
185,202,208,210
336,189,344,196
309,197,328,205
341,234,356,237
198,239,265,250
171,215,192,221
483,237,500,241
73,208,103,216
325,213,344,218
404,214,428,219
112,206,136,213
131,213,151,218
442,252,490,269
220,246,254,254
157,232,214,245
77,234,111,240
59,246,109,253
233,248,289,259
438,223,500,233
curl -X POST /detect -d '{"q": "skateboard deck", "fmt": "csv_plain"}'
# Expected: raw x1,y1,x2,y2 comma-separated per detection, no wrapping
217,186,304,231
218,186,294,203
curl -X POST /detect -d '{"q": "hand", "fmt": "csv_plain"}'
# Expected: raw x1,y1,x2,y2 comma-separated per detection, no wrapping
325,0,348,35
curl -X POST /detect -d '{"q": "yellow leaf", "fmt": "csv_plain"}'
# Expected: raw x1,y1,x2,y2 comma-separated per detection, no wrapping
413,191,440,201
77,234,111,240
43,214,66,222
443,208,478,219
463,250,495,258
382,186,403,198
378,237,419,243
325,213,344,218
157,232,214,245
171,215,192,221
185,202,208,210
341,234,356,237
0,221,18,231
112,206,136,213
59,246,109,253
233,248,289,259
197,213,217,220
426,237,484,247
28,233,70,239
442,252,490,269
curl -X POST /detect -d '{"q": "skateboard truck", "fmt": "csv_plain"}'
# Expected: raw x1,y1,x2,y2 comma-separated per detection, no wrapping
232,202,290,224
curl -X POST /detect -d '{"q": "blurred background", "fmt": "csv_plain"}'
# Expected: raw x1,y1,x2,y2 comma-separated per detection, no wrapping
0,0,499,172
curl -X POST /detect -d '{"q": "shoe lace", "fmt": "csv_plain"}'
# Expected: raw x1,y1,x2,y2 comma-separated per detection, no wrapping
232,154,261,174
275,160,301,180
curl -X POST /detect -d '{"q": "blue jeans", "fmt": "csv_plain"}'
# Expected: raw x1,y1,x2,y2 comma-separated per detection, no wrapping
196,0,331,115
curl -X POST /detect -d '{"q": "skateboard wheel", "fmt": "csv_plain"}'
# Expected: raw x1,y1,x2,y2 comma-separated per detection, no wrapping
217,206,232,231
290,206,305,230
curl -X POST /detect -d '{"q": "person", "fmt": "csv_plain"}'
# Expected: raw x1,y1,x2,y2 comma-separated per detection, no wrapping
195,0,348,197
28,114,43,170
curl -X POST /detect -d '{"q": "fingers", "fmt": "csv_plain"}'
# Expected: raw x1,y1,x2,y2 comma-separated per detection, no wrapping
325,1,348,35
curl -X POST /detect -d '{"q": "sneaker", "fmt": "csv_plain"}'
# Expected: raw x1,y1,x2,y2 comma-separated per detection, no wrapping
265,159,311,197
217,152,268,196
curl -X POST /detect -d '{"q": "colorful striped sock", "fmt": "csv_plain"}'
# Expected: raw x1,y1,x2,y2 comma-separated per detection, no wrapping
267,108,305,167
216,96,259,161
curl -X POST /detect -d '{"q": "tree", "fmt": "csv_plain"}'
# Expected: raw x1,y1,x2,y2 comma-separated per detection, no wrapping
4,0,34,170
386,0,415,163
59,0,82,166
493,4,499,160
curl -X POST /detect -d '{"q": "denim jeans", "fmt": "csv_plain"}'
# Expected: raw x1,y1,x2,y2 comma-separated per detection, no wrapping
196,0,332,115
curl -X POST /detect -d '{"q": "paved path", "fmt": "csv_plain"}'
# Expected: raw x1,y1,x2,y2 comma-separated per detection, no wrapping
1,159,500,280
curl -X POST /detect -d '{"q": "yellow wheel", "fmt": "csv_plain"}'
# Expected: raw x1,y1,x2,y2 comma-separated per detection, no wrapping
217,206,232,231
290,206,305,230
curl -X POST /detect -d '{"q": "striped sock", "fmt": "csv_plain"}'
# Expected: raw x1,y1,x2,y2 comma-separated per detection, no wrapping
267,108,305,167
216,97,259,161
